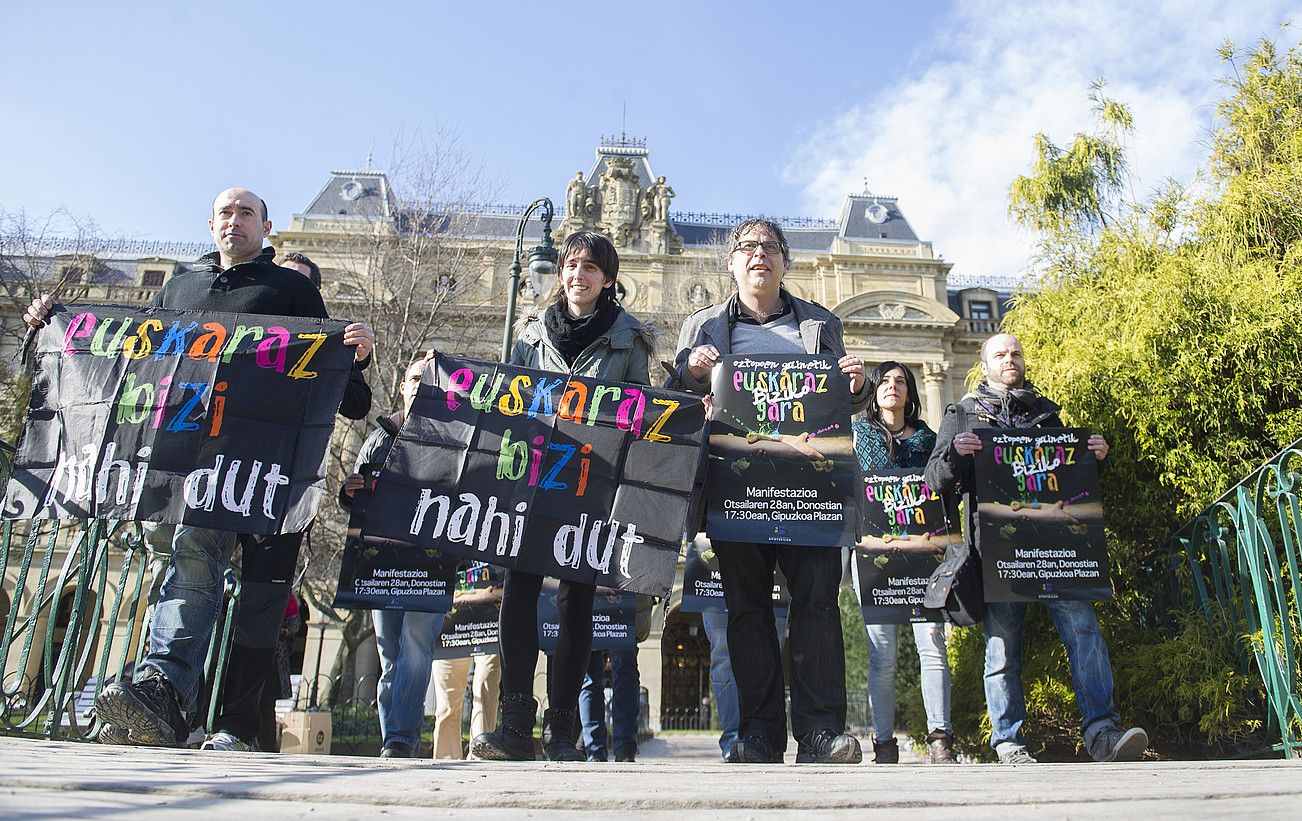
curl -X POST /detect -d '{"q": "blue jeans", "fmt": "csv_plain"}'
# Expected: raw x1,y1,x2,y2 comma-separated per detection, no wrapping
865,621,952,742
702,608,788,756
136,525,239,709
983,600,1121,754
579,649,640,760
373,609,445,749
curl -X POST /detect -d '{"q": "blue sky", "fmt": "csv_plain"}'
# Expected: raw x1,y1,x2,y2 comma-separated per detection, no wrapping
1,1,1297,277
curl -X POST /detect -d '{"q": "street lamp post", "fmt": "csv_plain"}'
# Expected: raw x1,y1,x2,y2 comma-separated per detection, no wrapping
500,197,558,362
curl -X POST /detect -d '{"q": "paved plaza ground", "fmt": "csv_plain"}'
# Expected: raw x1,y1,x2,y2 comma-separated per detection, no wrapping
2,734,1299,819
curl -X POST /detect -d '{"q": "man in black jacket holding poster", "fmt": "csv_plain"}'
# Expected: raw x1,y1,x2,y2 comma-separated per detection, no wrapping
667,218,869,765
925,332,1147,764
23,189,374,748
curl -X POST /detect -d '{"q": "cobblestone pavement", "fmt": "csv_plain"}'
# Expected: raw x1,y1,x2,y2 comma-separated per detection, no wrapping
2,736,1298,819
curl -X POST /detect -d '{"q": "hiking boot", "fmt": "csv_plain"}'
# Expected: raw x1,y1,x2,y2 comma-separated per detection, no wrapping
1088,726,1148,762
998,745,1038,764
201,730,253,752
97,723,129,746
613,745,637,763
726,734,783,764
541,707,585,762
470,692,537,761
796,729,863,764
380,741,415,759
93,672,187,748
926,730,957,764
872,736,899,764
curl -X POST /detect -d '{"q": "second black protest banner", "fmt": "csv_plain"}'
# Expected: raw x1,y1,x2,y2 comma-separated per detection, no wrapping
973,428,1112,601
705,354,859,546
360,355,708,598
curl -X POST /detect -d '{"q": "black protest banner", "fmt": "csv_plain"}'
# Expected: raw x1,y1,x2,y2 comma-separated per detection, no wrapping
2,304,352,534
974,428,1112,601
853,470,955,625
333,473,458,613
705,354,859,546
538,579,635,652
359,354,707,598
679,536,791,617
432,563,502,660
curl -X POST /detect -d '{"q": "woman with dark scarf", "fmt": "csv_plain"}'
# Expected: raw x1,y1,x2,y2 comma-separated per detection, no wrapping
851,361,956,764
471,231,652,761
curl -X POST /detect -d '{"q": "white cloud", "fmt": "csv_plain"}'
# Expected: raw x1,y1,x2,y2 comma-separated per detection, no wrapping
784,0,1299,278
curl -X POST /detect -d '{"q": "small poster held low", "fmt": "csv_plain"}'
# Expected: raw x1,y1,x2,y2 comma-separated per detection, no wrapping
973,428,1112,602
432,563,503,660
538,579,636,652
679,536,791,617
852,470,956,625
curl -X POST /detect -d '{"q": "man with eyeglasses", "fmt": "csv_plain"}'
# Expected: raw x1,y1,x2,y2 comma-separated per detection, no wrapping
667,218,869,764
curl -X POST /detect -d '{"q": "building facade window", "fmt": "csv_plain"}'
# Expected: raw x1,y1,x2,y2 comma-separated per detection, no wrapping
141,269,166,287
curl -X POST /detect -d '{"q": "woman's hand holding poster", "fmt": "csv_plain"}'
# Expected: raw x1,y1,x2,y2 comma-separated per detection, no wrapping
705,354,860,546
973,428,1112,601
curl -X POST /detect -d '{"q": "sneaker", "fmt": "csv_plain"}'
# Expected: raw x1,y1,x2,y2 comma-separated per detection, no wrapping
613,745,636,763
796,729,863,764
93,673,188,748
380,741,415,759
201,731,252,752
872,737,899,764
1088,726,1148,762
926,730,957,764
998,745,1038,764
726,735,783,764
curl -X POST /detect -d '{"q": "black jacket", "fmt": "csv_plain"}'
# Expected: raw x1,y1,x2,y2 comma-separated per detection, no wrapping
150,247,329,318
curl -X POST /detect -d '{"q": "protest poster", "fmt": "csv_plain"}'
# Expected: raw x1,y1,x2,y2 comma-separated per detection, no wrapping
538,579,635,652
852,469,956,624
432,563,502,660
332,467,457,613
359,354,708,598
679,536,791,617
974,428,1112,601
705,354,859,546
2,304,352,534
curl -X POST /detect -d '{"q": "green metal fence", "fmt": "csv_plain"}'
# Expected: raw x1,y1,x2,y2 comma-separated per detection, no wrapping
0,479,240,743
1157,438,1302,758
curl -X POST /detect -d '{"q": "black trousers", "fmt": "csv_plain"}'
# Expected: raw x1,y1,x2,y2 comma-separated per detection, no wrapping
212,532,301,744
498,570,596,713
714,541,846,753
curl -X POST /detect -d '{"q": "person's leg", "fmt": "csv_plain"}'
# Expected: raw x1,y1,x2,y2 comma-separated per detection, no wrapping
864,623,899,744
256,664,280,752
1043,601,1120,742
578,650,609,761
542,579,596,761
469,653,500,739
700,609,739,757
983,601,1030,758
432,657,471,759
384,610,445,752
912,621,952,734
715,540,783,755
776,547,847,740
608,648,640,756
372,609,404,749
470,572,542,760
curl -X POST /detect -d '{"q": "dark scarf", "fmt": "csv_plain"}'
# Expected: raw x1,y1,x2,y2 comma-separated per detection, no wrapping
975,380,1045,428
543,293,622,366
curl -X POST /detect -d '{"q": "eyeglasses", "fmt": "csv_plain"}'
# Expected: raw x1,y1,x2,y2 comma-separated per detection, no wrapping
732,240,783,256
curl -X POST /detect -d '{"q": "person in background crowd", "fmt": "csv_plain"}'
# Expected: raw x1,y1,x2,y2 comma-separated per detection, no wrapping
24,188,374,747
666,218,869,765
925,333,1147,764
201,251,372,752
341,358,442,758
430,571,502,760
851,361,955,764
577,593,653,762
472,231,653,762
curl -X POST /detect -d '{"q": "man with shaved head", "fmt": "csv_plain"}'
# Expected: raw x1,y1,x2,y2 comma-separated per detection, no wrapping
925,333,1148,764
24,187,374,747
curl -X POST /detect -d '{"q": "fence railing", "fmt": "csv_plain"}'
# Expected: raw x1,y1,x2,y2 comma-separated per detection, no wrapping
1155,438,1302,758
0,514,239,743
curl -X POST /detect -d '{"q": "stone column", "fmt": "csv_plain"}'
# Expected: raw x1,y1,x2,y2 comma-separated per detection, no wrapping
922,361,950,430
